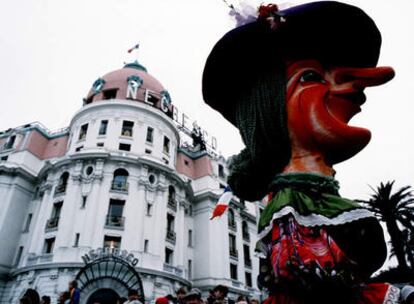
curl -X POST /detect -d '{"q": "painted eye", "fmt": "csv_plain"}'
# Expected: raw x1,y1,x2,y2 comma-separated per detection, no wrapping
299,70,325,83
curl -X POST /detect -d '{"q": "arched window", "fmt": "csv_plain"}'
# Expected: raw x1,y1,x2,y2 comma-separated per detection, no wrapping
242,221,250,241
228,208,236,230
55,172,69,194
112,169,129,192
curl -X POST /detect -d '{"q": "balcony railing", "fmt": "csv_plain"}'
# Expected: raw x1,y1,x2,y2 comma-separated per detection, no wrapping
244,258,252,268
54,185,66,196
166,230,176,244
45,217,59,231
242,232,250,242
229,249,238,260
228,221,237,232
111,181,129,193
167,198,177,211
105,215,125,228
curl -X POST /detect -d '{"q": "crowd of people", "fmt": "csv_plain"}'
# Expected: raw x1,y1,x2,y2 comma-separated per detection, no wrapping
18,282,414,304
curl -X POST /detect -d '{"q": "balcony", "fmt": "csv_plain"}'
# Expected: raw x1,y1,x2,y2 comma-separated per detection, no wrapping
110,181,129,193
244,258,252,268
228,221,237,232
45,217,59,231
166,230,176,244
54,185,66,196
105,215,125,229
167,198,177,211
229,249,238,260
163,263,184,277
242,232,250,242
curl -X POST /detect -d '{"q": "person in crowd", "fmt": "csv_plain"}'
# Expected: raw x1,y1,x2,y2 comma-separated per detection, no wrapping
117,297,128,304
40,295,51,304
20,296,32,304
124,289,143,304
176,287,187,304
156,297,170,304
58,291,70,304
23,289,40,304
402,284,414,304
183,288,203,304
209,285,234,304
68,280,80,304
249,299,259,304
235,295,248,304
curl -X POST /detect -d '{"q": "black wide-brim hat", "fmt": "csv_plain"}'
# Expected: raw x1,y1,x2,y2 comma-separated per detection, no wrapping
202,1,382,126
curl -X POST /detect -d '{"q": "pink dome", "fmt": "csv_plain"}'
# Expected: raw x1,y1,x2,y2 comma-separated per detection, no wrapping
84,61,167,106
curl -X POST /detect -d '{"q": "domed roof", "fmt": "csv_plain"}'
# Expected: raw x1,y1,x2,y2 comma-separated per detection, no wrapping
84,61,169,107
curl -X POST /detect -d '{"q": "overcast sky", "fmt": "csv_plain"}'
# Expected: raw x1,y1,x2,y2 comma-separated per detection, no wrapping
0,0,413,200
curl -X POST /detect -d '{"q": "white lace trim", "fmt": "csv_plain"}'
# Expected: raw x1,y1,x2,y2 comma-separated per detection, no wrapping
383,285,400,304
258,206,375,241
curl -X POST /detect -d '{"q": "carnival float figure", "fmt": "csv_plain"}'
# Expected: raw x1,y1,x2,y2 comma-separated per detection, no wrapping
203,2,400,303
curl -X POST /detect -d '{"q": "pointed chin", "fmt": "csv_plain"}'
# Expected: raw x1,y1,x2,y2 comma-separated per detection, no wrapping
290,86,371,164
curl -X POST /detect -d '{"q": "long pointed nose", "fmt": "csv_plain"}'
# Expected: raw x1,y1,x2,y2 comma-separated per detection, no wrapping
335,66,395,89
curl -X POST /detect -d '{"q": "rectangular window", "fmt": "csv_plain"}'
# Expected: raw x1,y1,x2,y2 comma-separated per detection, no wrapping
145,149,152,154
15,246,23,266
103,235,121,250
119,143,131,151
103,89,117,100
75,146,83,152
167,214,175,232
121,120,134,137
245,272,252,287
4,135,16,150
229,234,236,252
99,120,108,135
146,203,152,216
218,164,225,178
74,233,80,247
230,263,238,280
51,202,63,219
107,199,125,227
163,136,170,154
146,127,154,143
44,237,55,254
97,142,104,147
81,196,87,208
165,248,173,264
188,229,193,247
243,244,251,267
23,213,32,232
144,239,149,252
79,124,88,140
188,259,192,280
1,155,8,161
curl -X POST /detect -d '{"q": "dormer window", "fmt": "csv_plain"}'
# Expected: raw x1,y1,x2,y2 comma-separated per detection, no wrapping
4,135,16,150
92,78,105,93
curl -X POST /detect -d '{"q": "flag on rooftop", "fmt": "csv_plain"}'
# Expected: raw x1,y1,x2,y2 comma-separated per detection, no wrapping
210,186,232,220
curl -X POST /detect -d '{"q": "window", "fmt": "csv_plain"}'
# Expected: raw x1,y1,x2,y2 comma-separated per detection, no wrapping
146,203,152,216
188,229,193,247
245,272,252,287
163,136,170,154
242,221,250,241
99,120,108,135
145,149,152,154
188,259,192,280
46,202,62,230
103,89,117,100
106,199,125,227
23,213,32,232
1,155,8,161
75,146,83,152
144,239,149,252
79,124,88,140
228,209,236,229
184,160,189,166
121,120,134,137
74,233,80,247
103,235,121,250
165,248,173,264
218,164,225,178
97,142,104,147
243,244,251,267
119,143,131,151
229,234,237,255
146,127,154,143
55,172,69,194
168,186,176,209
44,237,55,254
230,263,238,280
167,214,175,232
15,246,23,266
112,168,129,192
81,196,87,208
4,135,16,150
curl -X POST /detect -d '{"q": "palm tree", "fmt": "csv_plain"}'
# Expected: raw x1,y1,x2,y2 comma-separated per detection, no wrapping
360,181,414,270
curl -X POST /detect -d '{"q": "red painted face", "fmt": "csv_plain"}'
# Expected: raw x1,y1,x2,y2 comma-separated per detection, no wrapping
285,60,394,165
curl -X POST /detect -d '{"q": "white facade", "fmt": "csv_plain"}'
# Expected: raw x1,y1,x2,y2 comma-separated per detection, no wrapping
0,62,261,304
